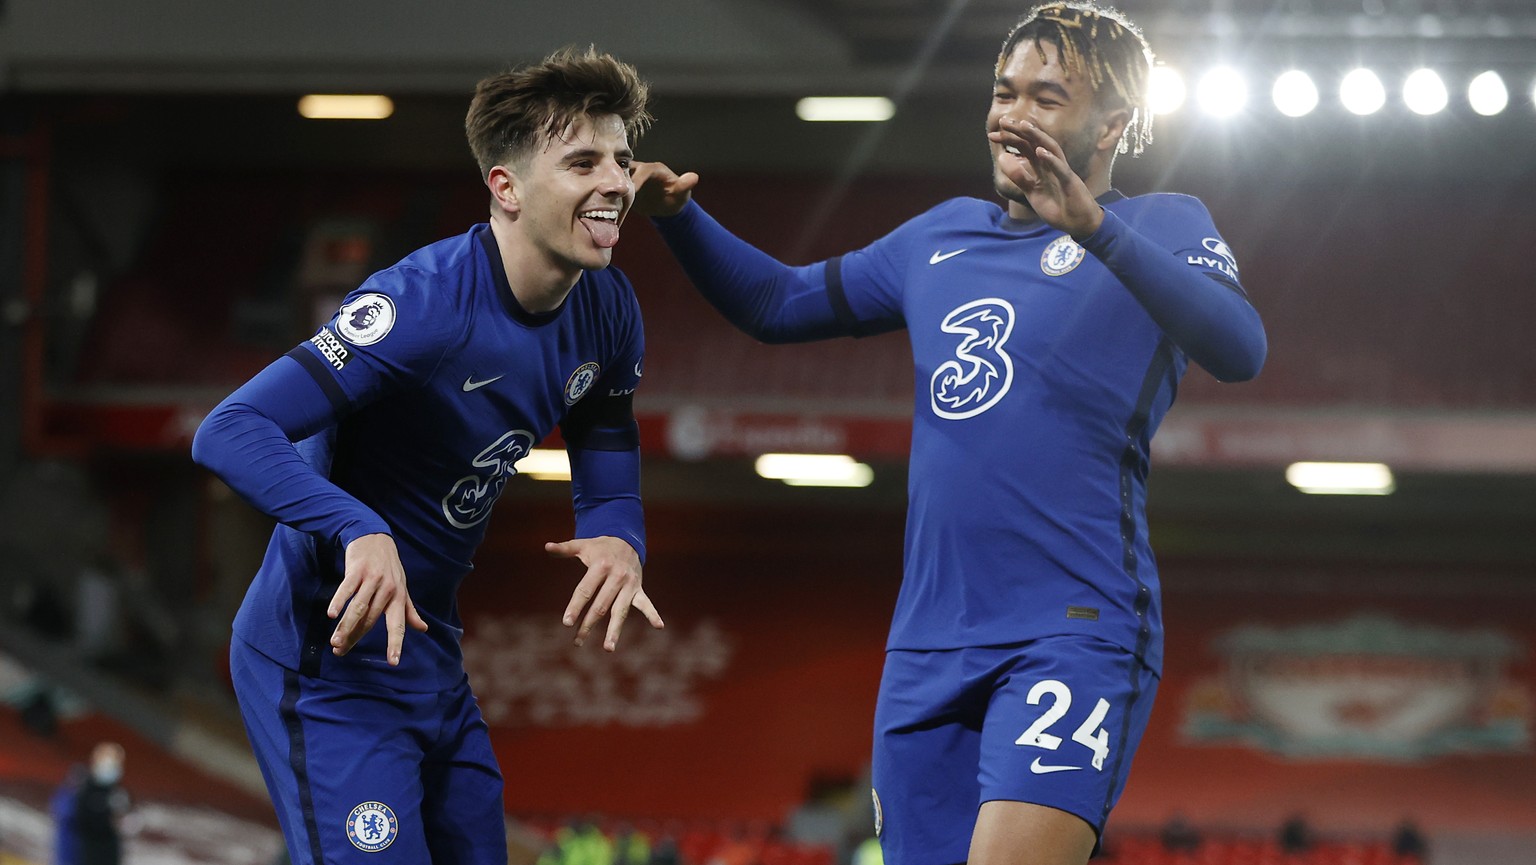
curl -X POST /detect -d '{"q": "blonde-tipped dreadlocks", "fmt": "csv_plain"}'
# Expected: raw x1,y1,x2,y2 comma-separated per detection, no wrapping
998,2,1154,157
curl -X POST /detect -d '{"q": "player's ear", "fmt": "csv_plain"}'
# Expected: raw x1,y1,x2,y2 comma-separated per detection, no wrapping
487,165,521,217
1095,108,1131,153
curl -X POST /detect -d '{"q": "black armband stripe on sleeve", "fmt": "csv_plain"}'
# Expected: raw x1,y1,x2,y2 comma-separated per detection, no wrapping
824,256,868,336
284,345,351,416
1202,271,1251,300
562,390,640,451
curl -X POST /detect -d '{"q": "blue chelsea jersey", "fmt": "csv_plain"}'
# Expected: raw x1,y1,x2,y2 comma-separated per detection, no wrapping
232,225,644,691
830,192,1243,674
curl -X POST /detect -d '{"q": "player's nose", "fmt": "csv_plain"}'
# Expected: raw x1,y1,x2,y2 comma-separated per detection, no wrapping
597,160,632,196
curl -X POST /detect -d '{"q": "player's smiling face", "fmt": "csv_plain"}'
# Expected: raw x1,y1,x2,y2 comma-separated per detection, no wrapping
515,113,634,273
986,40,1104,203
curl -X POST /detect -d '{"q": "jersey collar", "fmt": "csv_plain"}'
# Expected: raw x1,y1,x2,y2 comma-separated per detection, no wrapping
476,224,570,327
999,188,1126,233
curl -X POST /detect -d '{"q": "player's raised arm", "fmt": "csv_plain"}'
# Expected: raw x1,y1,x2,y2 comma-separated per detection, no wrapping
633,161,853,345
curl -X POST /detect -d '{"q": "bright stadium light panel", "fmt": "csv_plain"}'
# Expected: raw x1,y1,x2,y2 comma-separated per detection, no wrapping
1148,66,1186,115
1403,68,1449,115
755,453,874,488
297,94,395,120
514,448,571,482
1272,70,1319,117
795,97,895,122
1468,71,1508,116
1340,68,1386,116
1285,462,1396,496
1196,67,1247,117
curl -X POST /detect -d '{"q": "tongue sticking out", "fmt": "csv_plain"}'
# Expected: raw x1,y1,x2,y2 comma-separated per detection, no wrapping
581,217,621,249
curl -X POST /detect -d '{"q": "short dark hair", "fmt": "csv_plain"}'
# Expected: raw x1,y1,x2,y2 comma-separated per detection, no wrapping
465,46,652,177
998,2,1154,156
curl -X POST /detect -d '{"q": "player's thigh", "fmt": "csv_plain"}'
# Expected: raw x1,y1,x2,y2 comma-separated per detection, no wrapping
231,640,435,865
969,800,1095,865
871,648,984,865
977,637,1159,842
421,680,507,865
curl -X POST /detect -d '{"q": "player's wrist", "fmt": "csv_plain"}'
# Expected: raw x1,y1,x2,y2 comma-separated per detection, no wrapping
1070,206,1105,242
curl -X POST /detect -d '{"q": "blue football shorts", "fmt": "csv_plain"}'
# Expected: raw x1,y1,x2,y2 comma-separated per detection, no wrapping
870,635,1160,865
230,638,507,865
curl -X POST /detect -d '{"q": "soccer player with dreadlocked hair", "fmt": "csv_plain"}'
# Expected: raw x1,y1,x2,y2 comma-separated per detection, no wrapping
635,2,1265,864
632,1,1259,865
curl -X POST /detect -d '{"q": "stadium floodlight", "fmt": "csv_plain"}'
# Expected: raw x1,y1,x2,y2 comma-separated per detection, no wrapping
1148,66,1186,115
1467,71,1508,116
1403,68,1449,115
1340,68,1387,115
297,94,394,120
1285,462,1396,495
514,448,572,482
1196,67,1247,117
755,453,874,488
795,97,896,122
1272,70,1319,117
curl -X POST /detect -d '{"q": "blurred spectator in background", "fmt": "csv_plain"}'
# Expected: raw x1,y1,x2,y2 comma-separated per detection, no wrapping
612,822,651,865
706,825,760,865
1391,819,1428,860
542,817,615,865
1278,814,1313,855
648,835,682,865
851,835,883,865
69,742,130,865
1159,813,1202,853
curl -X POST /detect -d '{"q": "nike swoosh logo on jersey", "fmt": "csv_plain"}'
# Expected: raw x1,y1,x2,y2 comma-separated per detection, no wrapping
462,374,505,392
1028,758,1082,775
929,248,967,265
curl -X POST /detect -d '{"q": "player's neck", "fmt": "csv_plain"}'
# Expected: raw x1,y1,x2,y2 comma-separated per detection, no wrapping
489,218,581,314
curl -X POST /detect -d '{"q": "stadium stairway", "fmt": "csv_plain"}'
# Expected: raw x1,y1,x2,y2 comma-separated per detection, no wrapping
0,628,282,864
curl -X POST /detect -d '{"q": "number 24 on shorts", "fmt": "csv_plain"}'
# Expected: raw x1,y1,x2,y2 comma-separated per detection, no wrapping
1014,679,1111,771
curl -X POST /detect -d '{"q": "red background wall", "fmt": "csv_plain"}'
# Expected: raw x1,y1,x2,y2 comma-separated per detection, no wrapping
461,494,1536,832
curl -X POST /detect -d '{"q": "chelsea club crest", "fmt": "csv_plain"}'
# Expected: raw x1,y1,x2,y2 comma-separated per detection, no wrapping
346,801,399,852
564,361,601,405
1040,235,1086,276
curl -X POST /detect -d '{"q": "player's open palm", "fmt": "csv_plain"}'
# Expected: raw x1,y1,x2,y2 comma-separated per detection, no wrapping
548,535,664,651
631,161,699,218
329,533,429,666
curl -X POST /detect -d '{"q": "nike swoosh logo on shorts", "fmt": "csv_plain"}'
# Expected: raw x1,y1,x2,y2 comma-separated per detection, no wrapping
929,249,967,265
462,374,505,392
1029,758,1082,774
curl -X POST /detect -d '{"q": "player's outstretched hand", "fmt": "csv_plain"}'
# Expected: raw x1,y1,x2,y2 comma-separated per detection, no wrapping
988,116,1104,239
547,535,664,651
631,161,699,218
329,533,429,666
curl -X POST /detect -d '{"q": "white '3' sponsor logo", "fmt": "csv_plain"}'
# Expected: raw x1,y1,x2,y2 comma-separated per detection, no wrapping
929,298,1015,420
441,429,535,529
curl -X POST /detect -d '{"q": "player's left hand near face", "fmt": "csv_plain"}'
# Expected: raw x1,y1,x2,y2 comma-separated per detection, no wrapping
330,533,430,666
547,535,664,651
989,117,1103,239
